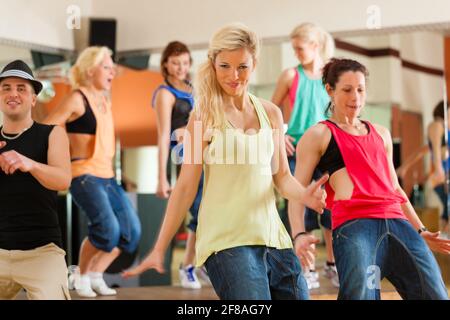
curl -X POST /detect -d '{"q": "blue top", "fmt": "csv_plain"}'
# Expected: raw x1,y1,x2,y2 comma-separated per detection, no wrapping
152,83,194,134
152,82,194,151
428,128,450,171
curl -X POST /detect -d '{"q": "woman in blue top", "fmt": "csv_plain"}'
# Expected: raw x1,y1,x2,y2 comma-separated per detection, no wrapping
152,41,207,289
271,23,337,289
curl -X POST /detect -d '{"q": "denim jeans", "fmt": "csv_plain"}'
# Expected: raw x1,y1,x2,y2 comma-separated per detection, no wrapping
70,175,142,253
287,155,332,231
332,218,448,300
433,184,449,222
204,245,309,300
169,144,203,232
186,172,203,232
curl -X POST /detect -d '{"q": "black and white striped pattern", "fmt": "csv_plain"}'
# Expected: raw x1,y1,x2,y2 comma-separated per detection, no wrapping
0,69,35,81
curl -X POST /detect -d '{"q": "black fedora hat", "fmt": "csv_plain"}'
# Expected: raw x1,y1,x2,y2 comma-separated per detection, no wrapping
0,60,43,94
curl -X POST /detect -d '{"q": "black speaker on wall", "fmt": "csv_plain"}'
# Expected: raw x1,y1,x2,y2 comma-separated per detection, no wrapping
31,51,65,69
89,18,117,60
117,54,150,70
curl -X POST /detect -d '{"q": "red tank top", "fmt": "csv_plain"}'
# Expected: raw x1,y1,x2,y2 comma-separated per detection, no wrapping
321,120,408,229
288,68,299,110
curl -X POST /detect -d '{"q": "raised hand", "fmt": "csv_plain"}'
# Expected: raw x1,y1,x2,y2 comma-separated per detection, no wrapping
421,230,450,255
285,135,296,157
121,249,166,278
0,150,34,175
156,179,172,199
302,174,329,213
293,233,320,270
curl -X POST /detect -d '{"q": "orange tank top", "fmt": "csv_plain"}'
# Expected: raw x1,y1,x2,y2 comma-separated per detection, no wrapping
71,87,115,179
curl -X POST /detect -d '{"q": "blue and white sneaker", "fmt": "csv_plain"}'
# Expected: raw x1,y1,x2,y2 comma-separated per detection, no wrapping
179,264,201,289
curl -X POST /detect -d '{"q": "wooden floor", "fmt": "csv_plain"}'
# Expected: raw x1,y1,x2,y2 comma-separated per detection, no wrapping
68,286,402,300
15,285,404,300
14,240,450,300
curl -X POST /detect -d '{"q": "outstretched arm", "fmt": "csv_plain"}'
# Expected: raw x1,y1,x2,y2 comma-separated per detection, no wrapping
263,99,327,213
289,124,330,268
378,124,450,255
271,68,296,156
42,91,84,126
154,89,175,199
396,145,429,179
122,115,207,278
271,68,295,108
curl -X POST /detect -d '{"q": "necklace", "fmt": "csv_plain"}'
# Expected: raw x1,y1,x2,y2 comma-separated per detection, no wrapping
332,118,363,131
352,122,363,130
1,125,32,140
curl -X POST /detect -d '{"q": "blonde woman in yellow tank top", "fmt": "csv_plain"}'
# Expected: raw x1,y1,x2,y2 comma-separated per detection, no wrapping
123,24,327,300
44,47,141,298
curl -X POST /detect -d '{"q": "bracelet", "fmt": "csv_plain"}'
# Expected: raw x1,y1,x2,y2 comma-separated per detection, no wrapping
418,227,428,234
292,231,308,242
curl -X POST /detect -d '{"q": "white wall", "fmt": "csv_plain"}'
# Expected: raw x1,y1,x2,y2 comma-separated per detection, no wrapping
90,0,450,50
0,0,92,50
0,45,31,67
123,146,158,193
3,0,448,51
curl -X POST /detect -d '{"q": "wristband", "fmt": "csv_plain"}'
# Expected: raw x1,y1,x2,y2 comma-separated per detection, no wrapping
292,231,308,242
418,227,428,234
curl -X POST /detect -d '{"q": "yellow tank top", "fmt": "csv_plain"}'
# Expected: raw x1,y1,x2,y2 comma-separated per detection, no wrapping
195,93,293,267
71,87,115,179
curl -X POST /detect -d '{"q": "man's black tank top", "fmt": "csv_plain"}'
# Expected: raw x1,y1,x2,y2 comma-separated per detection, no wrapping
0,122,63,250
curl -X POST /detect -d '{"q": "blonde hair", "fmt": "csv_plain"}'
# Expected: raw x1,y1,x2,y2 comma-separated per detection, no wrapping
193,23,260,130
290,22,335,63
70,46,112,89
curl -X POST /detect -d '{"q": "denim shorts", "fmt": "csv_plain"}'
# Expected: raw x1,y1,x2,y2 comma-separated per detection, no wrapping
332,218,448,300
204,245,309,300
288,155,332,231
70,175,142,253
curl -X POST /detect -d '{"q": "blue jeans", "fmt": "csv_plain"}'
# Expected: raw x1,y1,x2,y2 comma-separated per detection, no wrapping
288,155,332,231
204,246,309,300
170,144,203,232
70,175,142,253
333,218,448,300
433,184,449,222
186,173,203,232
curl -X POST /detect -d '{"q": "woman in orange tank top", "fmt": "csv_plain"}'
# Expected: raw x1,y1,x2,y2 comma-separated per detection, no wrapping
44,46,141,298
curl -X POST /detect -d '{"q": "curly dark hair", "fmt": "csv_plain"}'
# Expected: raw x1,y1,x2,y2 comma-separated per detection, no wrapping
322,58,369,115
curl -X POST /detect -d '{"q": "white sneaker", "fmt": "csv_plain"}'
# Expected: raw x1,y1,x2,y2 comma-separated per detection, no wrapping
76,275,97,298
90,274,117,296
304,271,320,290
67,265,80,290
196,266,212,286
324,264,340,288
179,264,201,289
310,270,319,281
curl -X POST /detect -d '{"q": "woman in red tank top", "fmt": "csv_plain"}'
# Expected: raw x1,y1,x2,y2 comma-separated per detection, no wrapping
290,58,450,300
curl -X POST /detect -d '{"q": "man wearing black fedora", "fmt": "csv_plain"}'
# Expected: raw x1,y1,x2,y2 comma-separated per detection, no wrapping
0,60,72,299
